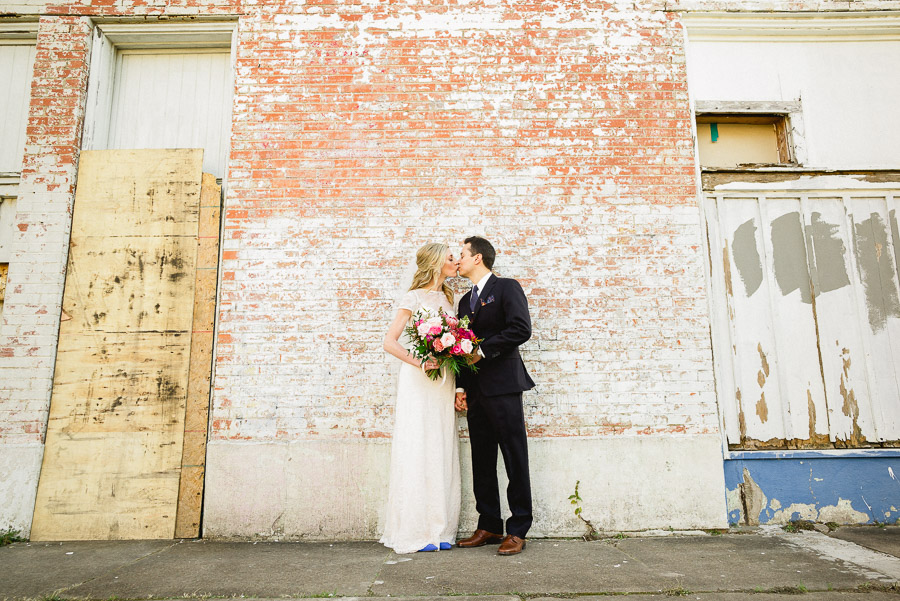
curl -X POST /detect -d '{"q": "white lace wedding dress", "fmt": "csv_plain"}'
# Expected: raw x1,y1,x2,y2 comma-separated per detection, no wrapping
380,289,461,554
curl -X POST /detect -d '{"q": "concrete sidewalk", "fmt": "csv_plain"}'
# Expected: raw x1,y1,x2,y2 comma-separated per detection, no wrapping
1,527,899,601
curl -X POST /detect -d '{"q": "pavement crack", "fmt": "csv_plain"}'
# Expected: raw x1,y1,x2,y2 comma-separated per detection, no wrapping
51,541,182,597
365,547,396,596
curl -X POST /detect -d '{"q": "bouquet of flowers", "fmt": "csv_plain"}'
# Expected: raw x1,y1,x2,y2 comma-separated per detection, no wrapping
405,308,482,381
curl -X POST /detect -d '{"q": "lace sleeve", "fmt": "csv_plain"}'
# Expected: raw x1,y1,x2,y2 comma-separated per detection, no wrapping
397,290,418,313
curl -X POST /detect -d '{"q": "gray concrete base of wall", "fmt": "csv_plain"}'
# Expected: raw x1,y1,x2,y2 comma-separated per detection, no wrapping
202,434,728,539
0,443,43,537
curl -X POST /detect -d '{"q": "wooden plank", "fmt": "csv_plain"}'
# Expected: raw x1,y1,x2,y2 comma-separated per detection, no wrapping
756,196,829,447
885,194,900,441
174,173,220,539
845,196,900,442
703,195,741,445
803,197,875,446
31,149,203,541
718,196,786,446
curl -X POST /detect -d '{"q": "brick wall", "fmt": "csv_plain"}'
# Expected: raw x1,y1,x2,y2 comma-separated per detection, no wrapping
212,1,719,444
0,16,92,445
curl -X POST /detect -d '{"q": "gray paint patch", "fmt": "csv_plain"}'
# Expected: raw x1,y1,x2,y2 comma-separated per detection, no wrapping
806,212,851,295
771,211,812,304
853,212,900,332
731,219,763,297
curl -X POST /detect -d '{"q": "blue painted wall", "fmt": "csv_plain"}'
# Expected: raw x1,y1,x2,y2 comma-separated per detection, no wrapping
724,451,900,525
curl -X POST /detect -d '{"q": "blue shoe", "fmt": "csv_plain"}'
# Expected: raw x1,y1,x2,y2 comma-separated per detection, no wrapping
439,542,452,550
418,544,438,552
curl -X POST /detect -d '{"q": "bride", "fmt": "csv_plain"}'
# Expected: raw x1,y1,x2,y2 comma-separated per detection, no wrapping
380,242,462,553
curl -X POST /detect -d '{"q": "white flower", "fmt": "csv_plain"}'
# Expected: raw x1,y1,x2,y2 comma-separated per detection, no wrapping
460,339,473,354
439,332,456,348
417,322,432,337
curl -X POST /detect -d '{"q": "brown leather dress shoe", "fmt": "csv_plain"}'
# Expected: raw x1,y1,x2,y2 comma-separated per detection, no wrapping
457,529,504,547
498,535,526,555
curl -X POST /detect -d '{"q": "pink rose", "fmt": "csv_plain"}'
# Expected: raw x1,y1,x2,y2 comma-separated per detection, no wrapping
429,326,443,336
433,339,444,352
460,339,473,354
439,332,456,348
451,344,463,355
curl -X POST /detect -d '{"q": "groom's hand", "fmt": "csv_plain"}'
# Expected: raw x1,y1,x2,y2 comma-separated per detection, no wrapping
467,353,482,365
455,392,467,411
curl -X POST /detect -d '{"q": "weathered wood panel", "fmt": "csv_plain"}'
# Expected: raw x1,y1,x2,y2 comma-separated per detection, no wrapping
799,197,873,447
31,149,203,541
717,197,786,444
703,199,741,446
174,173,220,539
757,197,829,446
845,195,900,442
706,188,900,450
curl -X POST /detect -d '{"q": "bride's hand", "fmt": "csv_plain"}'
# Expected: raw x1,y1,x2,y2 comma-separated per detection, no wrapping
423,358,439,370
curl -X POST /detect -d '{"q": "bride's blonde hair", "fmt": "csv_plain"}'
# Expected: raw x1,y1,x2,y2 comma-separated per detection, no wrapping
409,242,454,305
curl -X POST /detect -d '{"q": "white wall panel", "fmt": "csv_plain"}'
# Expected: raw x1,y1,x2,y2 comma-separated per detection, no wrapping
0,44,36,173
107,50,232,178
687,39,900,170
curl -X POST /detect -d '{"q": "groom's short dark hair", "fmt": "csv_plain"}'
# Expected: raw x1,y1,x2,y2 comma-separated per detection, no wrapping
465,236,496,270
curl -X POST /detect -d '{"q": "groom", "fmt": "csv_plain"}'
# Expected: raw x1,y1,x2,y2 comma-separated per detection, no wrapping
455,236,535,556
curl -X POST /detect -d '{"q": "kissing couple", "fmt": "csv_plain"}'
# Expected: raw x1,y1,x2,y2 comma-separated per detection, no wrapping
380,236,536,555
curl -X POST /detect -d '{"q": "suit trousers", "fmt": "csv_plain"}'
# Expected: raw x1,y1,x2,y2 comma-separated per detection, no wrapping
466,388,533,538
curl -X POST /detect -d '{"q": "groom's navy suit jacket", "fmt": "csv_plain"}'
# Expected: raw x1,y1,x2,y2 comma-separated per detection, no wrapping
457,274,536,397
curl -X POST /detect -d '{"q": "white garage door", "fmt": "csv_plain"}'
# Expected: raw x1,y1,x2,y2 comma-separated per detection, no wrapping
107,49,232,178
0,44,36,173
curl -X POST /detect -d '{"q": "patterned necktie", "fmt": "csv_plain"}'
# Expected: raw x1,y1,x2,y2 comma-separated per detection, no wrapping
469,285,479,312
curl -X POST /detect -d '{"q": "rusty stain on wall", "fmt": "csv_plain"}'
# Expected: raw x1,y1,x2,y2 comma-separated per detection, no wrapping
837,347,866,448
731,219,763,297
722,245,735,321
736,388,747,441
755,343,769,423
771,211,813,303
722,245,734,298
755,393,768,423
853,212,900,332
807,389,830,446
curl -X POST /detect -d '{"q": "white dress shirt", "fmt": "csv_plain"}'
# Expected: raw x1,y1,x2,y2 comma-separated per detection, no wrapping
456,273,493,393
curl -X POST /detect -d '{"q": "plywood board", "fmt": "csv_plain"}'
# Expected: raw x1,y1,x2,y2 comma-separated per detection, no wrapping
175,173,220,539
31,149,203,541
